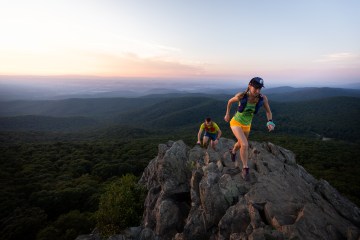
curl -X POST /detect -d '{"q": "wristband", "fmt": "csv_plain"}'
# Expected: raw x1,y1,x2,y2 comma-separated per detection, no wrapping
266,121,275,127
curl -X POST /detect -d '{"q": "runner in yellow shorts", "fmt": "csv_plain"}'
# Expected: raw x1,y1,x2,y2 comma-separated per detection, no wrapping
224,77,275,180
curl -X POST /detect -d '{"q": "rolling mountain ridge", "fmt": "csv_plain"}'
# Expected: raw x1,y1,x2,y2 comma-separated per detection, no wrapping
0,95,359,143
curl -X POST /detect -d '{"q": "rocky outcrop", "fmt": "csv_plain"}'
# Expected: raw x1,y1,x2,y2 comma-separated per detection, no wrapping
78,138,360,240
136,138,359,240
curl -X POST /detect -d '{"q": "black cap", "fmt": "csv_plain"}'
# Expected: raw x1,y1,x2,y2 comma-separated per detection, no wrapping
249,77,265,88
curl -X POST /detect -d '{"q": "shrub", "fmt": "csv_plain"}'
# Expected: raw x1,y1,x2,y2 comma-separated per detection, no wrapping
96,174,146,237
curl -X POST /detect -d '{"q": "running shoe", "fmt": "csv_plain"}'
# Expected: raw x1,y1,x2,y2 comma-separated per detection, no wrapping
241,168,250,181
229,149,236,162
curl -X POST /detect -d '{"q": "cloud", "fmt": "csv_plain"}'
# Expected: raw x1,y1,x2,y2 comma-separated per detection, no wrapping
112,38,182,59
82,51,207,78
313,52,359,63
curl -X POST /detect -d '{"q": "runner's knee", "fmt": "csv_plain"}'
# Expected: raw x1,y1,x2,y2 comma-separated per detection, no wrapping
238,140,248,148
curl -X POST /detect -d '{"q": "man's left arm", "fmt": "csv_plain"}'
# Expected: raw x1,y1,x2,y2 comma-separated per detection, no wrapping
216,129,222,140
214,123,222,140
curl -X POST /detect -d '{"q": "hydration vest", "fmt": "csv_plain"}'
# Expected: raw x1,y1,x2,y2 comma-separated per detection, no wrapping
238,93,264,114
204,123,216,132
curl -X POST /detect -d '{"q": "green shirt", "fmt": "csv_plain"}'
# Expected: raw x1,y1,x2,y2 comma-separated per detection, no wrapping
233,103,256,125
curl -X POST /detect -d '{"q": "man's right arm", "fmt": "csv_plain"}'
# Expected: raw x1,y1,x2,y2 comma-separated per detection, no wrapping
197,123,204,144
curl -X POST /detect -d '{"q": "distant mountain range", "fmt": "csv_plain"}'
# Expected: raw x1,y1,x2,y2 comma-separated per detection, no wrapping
1,86,359,115
0,115,99,132
263,87,360,102
0,87,359,142
1,84,360,101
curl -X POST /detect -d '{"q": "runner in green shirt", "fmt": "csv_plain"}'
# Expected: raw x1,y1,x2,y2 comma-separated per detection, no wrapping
224,77,275,180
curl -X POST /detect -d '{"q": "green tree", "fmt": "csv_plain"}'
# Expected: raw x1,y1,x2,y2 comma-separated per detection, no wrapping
0,207,47,240
36,210,95,240
96,174,146,237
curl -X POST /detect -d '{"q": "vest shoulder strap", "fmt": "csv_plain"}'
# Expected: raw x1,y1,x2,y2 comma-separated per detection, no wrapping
254,94,264,114
238,93,264,114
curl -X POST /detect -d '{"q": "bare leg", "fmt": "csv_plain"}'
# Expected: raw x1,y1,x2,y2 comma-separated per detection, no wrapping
210,139,218,149
231,132,249,153
232,141,240,153
202,136,209,148
230,126,249,169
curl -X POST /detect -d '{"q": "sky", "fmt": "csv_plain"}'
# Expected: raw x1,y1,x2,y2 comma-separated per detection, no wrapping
0,0,360,88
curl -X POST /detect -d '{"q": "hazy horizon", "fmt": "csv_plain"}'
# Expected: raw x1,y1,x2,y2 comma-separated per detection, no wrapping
1,75,359,101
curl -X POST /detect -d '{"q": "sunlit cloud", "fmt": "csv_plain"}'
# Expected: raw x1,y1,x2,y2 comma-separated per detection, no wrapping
108,38,183,60
90,51,207,77
313,52,359,63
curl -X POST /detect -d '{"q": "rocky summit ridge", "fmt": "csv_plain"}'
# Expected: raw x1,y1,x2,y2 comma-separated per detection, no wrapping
79,138,360,240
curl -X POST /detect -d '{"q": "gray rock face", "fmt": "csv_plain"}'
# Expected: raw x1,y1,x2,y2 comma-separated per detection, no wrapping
97,138,360,240
139,140,192,240
144,139,360,239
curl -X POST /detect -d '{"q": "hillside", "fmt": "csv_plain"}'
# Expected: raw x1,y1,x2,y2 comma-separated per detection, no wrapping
115,96,223,128
265,87,360,102
253,96,360,141
117,96,360,142
0,115,99,132
1,95,359,141
1,86,360,116
0,97,163,118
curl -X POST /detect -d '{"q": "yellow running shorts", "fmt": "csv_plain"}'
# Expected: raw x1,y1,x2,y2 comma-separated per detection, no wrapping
230,118,251,134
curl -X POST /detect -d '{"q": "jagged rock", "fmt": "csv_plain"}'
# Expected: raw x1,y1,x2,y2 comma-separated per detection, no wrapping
75,228,101,240
139,227,156,240
112,138,360,240
139,140,191,239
